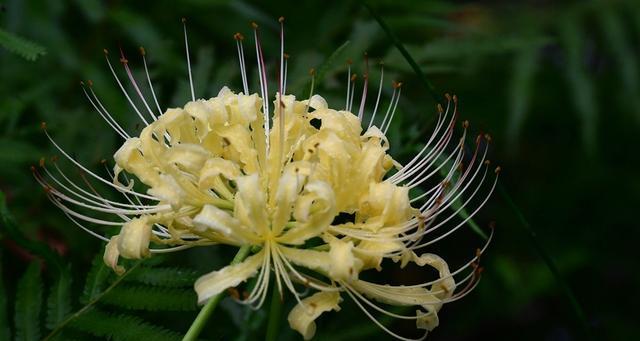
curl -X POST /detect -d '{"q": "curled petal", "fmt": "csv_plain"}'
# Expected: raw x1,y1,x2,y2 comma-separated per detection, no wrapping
278,180,336,245
193,204,258,244
279,246,331,275
194,248,265,304
288,291,342,340
328,238,363,282
103,235,125,275
117,216,152,259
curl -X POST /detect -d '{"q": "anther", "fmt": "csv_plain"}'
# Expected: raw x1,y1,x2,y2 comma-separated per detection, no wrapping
283,53,289,60
139,46,146,56
87,80,93,87
100,159,107,164
444,93,452,101
39,157,45,168
436,104,444,114
484,133,492,142
40,122,47,130
233,32,244,41
392,81,403,89
484,160,491,166
495,166,502,174
475,248,482,258
463,120,469,129
251,22,258,29
489,221,496,229
346,58,353,65
278,16,285,23
181,17,186,23
351,74,357,82
50,155,59,163
30,165,36,172
119,57,128,64
309,68,316,76
452,94,458,103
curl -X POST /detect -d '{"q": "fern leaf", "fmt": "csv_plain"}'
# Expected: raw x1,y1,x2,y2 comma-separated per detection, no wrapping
101,284,197,311
81,253,111,304
70,309,181,341
125,266,200,287
46,265,72,329
0,28,46,61
14,262,43,341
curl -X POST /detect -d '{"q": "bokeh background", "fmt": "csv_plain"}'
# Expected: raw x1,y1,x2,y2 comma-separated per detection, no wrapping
1,0,638,340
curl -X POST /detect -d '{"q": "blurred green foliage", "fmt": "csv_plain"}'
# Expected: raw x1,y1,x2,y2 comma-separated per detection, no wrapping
1,0,639,340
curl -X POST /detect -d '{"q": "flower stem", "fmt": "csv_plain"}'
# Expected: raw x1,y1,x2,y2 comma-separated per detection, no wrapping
265,284,283,341
182,245,252,341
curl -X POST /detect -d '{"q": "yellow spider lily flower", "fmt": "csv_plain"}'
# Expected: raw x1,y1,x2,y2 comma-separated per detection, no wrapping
35,18,499,340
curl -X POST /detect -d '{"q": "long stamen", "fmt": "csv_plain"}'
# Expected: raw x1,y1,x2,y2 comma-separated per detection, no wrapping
182,18,195,101
81,81,128,139
140,46,164,117
234,33,250,95
103,49,150,126
119,48,158,122
382,81,402,135
368,62,385,129
357,53,369,121
252,22,270,155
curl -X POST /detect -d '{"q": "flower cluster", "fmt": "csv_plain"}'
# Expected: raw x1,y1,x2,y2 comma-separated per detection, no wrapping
35,18,498,340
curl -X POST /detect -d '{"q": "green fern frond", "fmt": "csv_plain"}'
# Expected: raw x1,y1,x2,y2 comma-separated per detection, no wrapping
0,28,46,61
125,266,200,287
69,309,181,341
102,284,197,311
46,265,72,329
15,262,43,341
81,253,111,304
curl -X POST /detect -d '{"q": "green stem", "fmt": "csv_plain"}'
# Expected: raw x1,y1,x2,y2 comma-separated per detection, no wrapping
498,184,591,339
43,260,144,341
183,245,252,341
265,285,283,341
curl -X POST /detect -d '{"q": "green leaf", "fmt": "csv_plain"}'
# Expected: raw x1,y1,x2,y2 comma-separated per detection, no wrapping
560,15,597,154
15,262,43,341
46,265,72,329
0,253,10,341
0,28,47,61
81,253,111,304
70,309,181,341
314,41,350,87
124,266,200,287
507,44,539,149
102,285,197,311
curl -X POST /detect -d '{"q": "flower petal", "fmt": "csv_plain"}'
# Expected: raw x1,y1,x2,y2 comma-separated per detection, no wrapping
194,248,265,304
277,180,336,245
234,174,268,236
117,217,152,259
193,204,259,244
287,291,341,340
103,235,125,275
327,238,363,282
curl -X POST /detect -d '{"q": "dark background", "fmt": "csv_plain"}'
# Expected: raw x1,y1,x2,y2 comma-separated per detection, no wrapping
1,0,638,340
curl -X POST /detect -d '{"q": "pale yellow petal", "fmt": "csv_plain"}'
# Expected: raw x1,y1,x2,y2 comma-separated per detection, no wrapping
287,291,341,340
278,180,336,245
103,235,125,275
193,204,258,244
327,238,363,282
194,248,265,304
117,217,152,259
234,174,268,236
